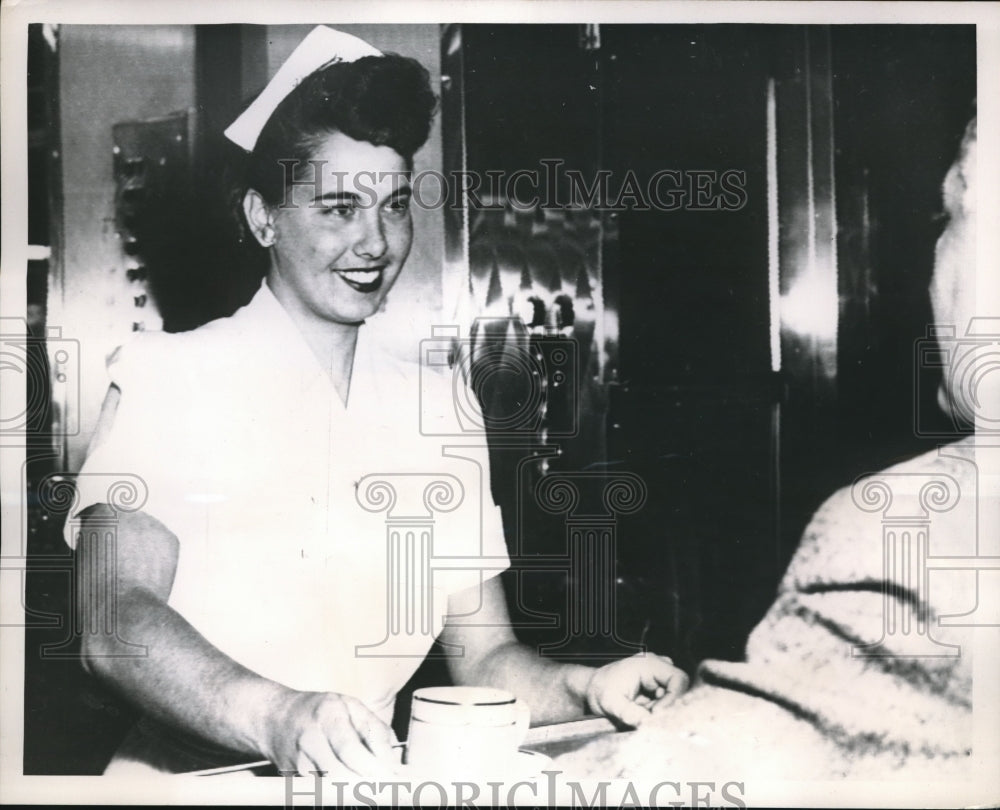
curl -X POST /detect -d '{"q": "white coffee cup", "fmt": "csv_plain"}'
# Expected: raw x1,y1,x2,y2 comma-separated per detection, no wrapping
405,686,530,777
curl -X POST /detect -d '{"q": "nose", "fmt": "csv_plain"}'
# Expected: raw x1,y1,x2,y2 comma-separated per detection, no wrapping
353,210,388,261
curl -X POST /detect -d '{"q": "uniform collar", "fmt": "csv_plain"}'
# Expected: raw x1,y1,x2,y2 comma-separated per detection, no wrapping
233,279,376,406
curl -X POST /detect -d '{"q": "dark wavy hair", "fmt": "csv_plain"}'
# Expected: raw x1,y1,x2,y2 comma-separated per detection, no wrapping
245,53,438,207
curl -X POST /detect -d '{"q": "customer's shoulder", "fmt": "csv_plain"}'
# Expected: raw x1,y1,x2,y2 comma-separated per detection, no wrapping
817,439,976,521
783,439,977,589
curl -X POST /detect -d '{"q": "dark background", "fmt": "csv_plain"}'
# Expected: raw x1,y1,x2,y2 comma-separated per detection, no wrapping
455,23,973,672
24,23,976,772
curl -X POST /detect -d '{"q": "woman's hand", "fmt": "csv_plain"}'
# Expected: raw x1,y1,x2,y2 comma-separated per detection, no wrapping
262,690,400,777
584,653,690,728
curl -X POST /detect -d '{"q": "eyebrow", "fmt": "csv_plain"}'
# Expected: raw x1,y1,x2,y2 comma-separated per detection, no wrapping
384,181,413,203
311,183,413,206
312,191,361,205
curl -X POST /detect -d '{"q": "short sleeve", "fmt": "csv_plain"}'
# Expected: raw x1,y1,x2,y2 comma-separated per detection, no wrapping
458,378,511,579
411,366,511,597
458,437,510,579
63,334,195,549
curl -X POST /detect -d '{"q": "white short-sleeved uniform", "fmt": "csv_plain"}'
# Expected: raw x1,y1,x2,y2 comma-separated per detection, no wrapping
66,281,509,754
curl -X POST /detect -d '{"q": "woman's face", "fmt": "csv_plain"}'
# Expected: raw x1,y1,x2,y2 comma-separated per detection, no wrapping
263,131,413,326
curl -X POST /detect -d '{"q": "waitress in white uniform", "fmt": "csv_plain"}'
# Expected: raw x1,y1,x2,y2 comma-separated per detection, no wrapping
68,26,688,776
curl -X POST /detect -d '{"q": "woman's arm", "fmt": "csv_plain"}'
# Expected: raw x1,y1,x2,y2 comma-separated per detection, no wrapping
77,505,397,776
441,577,689,728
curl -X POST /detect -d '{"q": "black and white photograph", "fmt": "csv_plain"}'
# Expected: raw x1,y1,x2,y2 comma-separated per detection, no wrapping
1,1,998,806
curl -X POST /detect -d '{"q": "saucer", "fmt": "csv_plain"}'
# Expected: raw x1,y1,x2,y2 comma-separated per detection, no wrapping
393,744,553,780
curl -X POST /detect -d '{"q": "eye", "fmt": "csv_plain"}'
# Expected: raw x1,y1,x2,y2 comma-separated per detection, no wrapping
384,197,412,217
322,203,356,219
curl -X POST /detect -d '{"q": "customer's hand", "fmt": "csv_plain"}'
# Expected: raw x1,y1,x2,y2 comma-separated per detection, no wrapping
584,653,690,728
262,690,399,777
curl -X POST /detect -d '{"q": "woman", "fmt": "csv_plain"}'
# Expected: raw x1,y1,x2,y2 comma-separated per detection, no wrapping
68,26,687,777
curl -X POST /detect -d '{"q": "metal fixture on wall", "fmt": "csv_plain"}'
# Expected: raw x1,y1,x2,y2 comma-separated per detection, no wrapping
442,24,631,663
112,110,194,335
773,26,839,396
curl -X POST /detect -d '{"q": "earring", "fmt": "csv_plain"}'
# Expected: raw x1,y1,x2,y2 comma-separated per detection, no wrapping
261,224,275,247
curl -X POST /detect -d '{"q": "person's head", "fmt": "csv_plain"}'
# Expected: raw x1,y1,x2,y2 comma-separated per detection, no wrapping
929,116,984,423
236,46,437,327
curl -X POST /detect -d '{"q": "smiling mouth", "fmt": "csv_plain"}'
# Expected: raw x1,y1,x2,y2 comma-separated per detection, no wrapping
334,266,385,293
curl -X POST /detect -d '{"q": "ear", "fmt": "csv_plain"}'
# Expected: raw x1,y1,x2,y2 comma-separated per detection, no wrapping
242,188,275,247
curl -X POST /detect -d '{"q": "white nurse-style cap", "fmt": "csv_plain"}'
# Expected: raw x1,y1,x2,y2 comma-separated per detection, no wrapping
224,25,382,152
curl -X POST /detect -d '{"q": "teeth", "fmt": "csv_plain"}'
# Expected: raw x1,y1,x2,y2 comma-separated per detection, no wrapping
337,269,381,283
